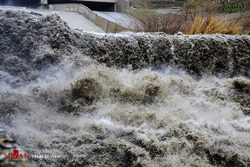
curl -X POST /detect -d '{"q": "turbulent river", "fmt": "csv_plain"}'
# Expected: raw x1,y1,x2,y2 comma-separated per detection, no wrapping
0,9,249,167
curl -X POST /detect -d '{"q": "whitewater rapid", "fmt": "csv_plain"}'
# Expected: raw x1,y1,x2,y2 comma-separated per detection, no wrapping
0,9,249,167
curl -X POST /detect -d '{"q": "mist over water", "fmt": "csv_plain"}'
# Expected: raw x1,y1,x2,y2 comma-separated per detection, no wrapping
0,9,249,167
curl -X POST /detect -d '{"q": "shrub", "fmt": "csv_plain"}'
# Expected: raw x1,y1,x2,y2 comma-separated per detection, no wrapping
133,6,185,34
160,14,185,34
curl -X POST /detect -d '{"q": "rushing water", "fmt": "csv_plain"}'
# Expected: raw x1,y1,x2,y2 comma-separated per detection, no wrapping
0,9,249,167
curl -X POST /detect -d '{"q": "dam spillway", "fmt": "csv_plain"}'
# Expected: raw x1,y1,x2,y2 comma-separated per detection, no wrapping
0,9,249,167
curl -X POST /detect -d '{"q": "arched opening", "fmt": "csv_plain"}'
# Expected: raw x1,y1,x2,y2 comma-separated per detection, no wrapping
48,0,115,11
0,0,40,8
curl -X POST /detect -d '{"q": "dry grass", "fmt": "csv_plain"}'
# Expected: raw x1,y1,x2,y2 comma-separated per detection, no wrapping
132,1,249,35
186,16,242,35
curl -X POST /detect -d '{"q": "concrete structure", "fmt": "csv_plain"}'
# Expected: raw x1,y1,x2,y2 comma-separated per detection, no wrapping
116,0,130,13
47,0,117,11
0,0,131,12
45,0,131,12
56,11,104,32
49,3,143,33
75,0,115,2
41,0,48,4
0,0,41,7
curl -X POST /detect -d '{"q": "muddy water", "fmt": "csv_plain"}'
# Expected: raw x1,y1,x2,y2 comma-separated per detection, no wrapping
0,9,249,167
